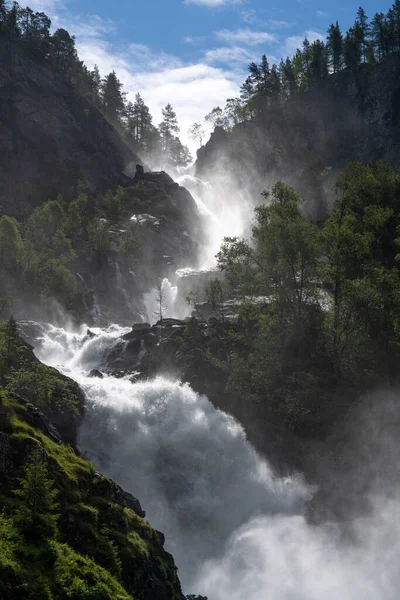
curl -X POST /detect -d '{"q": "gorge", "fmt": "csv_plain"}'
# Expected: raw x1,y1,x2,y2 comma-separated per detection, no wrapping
1,2,400,597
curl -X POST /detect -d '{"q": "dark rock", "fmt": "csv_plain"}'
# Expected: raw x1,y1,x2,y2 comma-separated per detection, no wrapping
8,391,64,445
156,318,186,328
123,323,151,340
156,530,165,546
133,322,151,331
86,328,97,339
195,54,400,219
93,472,146,518
0,41,143,219
132,163,145,184
88,369,104,379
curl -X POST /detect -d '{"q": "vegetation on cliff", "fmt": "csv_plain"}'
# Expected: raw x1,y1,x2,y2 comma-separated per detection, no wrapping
0,324,184,600
0,1,191,167
204,2,400,129
0,182,142,319
141,162,400,465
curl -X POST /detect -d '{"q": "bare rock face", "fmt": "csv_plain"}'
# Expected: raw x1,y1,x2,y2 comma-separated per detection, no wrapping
195,54,400,219
0,41,142,218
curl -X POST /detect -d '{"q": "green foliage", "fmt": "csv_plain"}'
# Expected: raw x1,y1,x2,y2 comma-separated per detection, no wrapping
6,361,79,414
13,451,59,540
0,513,20,588
209,163,400,437
52,542,132,600
0,390,182,600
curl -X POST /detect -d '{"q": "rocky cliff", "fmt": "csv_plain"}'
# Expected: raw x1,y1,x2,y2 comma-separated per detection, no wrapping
196,53,400,219
0,41,142,218
0,322,185,600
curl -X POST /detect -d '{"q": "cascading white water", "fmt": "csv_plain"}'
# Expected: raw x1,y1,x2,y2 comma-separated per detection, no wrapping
29,323,400,599
34,324,308,591
140,173,249,323
176,174,251,270
26,172,400,599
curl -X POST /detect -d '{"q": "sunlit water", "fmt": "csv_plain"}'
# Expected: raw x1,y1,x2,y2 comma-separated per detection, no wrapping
23,321,400,598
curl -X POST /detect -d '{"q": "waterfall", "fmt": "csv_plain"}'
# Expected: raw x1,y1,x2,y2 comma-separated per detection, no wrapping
34,324,308,592
30,322,400,599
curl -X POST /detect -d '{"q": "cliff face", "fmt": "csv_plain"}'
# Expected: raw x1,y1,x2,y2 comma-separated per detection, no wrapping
0,41,142,218
0,323,185,600
196,53,400,218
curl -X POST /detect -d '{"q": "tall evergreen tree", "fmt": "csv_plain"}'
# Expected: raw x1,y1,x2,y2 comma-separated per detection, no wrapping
51,28,77,73
370,12,390,58
101,71,126,127
126,93,153,154
343,27,362,68
308,40,329,83
159,103,179,158
387,0,400,51
356,7,369,61
327,22,344,73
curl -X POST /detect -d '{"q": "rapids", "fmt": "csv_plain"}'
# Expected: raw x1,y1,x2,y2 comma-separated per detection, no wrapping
33,323,308,591
24,171,400,599
31,323,400,599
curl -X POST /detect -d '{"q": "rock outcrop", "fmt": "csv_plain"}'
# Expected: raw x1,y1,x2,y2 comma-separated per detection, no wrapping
0,40,142,218
196,53,400,219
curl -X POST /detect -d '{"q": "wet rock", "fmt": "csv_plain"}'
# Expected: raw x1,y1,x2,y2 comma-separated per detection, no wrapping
86,328,97,339
93,472,146,518
123,323,151,340
8,392,64,445
133,322,151,331
88,369,104,379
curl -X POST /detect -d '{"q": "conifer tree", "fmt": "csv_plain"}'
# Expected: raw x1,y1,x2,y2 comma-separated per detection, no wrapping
126,93,153,154
356,7,369,61
101,71,126,127
370,12,389,58
327,22,344,73
14,453,59,540
51,28,77,73
159,103,179,159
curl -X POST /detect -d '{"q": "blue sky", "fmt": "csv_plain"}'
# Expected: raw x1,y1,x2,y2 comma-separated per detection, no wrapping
29,0,391,149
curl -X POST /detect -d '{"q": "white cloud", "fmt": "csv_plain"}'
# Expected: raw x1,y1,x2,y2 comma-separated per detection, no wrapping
283,29,325,57
204,46,253,64
241,10,292,29
76,34,240,154
316,10,329,18
184,0,241,6
216,28,276,45
184,35,207,45
24,0,61,11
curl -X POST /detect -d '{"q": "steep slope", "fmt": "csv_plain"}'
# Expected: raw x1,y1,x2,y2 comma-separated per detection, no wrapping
196,53,400,218
0,41,142,218
0,322,185,600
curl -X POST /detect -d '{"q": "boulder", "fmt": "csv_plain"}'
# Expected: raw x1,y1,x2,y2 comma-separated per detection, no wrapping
88,369,104,379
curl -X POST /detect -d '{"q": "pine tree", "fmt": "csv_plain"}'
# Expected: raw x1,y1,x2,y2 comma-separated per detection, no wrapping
356,7,369,61
14,453,59,540
343,27,362,68
387,0,400,51
126,93,153,154
308,40,328,83
279,57,297,99
370,12,389,59
101,71,126,127
51,28,77,73
327,22,343,73
159,103,179,160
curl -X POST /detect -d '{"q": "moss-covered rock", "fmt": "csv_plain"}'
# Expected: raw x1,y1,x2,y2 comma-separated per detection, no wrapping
0,390,185,600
